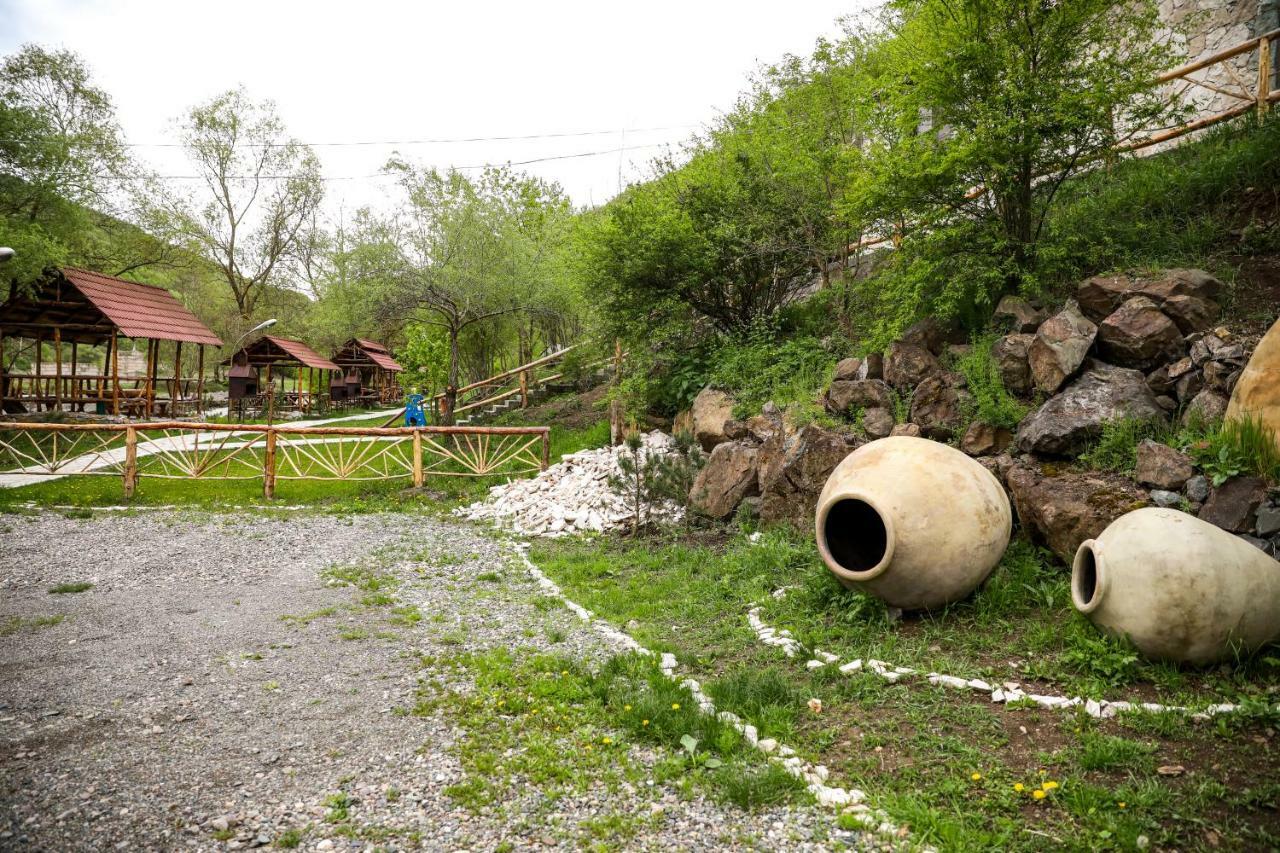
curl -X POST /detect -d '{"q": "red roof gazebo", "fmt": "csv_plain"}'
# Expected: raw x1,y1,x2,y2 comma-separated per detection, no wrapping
332,338,404,405
221,335,340,413
0,267,223,417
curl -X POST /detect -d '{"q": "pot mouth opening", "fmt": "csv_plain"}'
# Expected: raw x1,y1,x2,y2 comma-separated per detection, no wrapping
1072,541,1103,613
820,497,892,579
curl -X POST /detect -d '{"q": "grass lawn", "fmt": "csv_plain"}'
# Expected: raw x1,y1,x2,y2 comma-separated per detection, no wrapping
529,526,1280,850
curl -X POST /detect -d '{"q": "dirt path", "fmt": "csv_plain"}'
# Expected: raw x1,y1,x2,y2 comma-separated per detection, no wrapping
0,511,867,851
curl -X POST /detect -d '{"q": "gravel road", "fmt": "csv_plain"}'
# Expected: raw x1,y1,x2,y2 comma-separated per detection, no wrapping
0,510,873,851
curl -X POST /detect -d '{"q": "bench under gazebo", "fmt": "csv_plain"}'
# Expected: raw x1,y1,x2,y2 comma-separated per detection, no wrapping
331,338,404,406
222,335,340,417
0,267,223,417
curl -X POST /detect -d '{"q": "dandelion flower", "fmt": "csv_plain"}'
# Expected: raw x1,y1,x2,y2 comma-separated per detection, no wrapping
1014,783,1025,793
561,670,568,676
1118,802,1127,809
1032,789,1046,800
584,744,592,752
970,772,982,781
642,719,650,727
808,698,823,714
602,737,613,745
672,703,681,710
624,704,632,712
1042,781,1059,791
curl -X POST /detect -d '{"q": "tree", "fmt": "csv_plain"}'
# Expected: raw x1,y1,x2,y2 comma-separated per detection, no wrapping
158,88,323,320
375,161,571,423
856,0,1183,292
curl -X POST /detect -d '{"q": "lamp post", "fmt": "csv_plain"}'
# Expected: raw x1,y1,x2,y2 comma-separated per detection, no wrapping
229,319,276,423
0,248,14,264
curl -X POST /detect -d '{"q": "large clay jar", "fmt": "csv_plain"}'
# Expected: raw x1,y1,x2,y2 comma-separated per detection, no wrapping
1226,316,1280,455
815,436,1012,610
1073,507,1280,665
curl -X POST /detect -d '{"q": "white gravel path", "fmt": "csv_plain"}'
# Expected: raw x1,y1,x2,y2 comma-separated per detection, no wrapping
0,510,879,851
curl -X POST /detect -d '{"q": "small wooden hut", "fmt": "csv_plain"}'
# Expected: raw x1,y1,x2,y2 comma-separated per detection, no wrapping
0,267,222,417
221,335,340,414
331,338,404,406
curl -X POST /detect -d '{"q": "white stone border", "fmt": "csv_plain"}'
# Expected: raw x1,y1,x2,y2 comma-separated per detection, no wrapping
513,543,923,849
748,602,1269,721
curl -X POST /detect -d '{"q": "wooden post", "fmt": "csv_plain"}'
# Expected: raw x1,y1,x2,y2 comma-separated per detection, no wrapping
609,338,624,446
53,328,62,411
0,330,6,405
34,333,42,410
143,339,155,418
172,340,182,414
412,429,424,488
123,426,138,499
263,428,277,499
520,369,529,409
1261,35,1273,118
196,345,205,417
70,341,78,409
541,430,550,471
111,332,120,416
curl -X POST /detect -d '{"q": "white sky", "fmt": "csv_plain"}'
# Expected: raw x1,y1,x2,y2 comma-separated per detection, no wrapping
2,0,871,213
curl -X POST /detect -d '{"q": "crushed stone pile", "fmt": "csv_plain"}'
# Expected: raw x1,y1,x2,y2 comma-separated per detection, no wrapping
456,431,684,536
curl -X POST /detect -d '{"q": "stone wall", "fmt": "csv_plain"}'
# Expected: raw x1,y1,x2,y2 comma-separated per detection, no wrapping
1158,0,1277,124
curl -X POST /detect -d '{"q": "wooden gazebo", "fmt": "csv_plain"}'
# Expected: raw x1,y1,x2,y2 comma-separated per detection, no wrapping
331,338,404,406
221,335,340,415
0,267,223,417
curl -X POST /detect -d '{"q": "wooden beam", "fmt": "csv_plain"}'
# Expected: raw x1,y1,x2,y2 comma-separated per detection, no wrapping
172,340,183,411
111,331,120,416
197,345,205,416
1260,35,1273,117
34,332,42,410
53,327,62,411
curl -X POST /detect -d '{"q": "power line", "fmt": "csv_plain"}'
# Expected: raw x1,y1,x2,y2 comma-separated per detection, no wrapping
92,142,674,182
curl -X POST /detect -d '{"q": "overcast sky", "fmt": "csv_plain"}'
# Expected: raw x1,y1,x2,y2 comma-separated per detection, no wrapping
3,0,872,214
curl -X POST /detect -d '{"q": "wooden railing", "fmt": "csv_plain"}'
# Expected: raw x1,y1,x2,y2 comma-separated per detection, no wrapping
0,421,550,499
843,28,1279,255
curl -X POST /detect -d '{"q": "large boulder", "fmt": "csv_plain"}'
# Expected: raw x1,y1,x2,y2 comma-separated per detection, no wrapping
1096,296,1185,369
961,422,1014,457
1016,362,1167,457
862,408,896,439
691,387,735,451
993,333,1034,396
1182,388,1229,425
993,295,1047,333
900,317,948,355
1226,317,1280,457
909,373,970,439
1028,303,1097,393
1198,476,1267,533
1076,275,1134,322
856,352,885,381
759,424,858,526
1130,269,1222,334
1006,465,1148,564
1133,439,1194,490
883,342,941,390
832,357,863,382
689,442,760,520
825,379,895,417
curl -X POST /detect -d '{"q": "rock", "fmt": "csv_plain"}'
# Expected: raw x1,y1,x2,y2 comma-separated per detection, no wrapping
825,379,895,417
900,317,947,355
1239,534,1273,555
1029,303,1097,393
759,424,857,526
856,352,884,381
980,452,1017,483
1202,360,1239,394
1198,476,1267,533
1182,389,1229,426
691,387,735,451
993,333,1034,396
672,409,693,437
1096,296,1185,369
1145,365,1174,396
1016,362,1167,457
961,422,1013,457
1076,275,1133,322
909,373,970,439
1226,317,1280,457
1149,489,1182,508
745,409,784,446
890,423,922,437
883,342,940,390
862,408,896,439
993,295,1047,333
1155,395,1178,413
1174,369,1204,403
1185,474,1210,503
1255,505,1280,538
723,419,748,441
833,357,863,382
1167,356,1197,380
1133,440,1194,490
1006,465,1148,564
1130,269,1223,333
689,442,760,520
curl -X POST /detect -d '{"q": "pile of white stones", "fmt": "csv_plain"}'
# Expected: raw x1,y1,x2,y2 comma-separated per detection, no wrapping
456,431,684,536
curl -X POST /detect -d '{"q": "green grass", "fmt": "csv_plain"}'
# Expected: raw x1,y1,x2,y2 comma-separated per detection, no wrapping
529,525,1280,849
48,581,93,594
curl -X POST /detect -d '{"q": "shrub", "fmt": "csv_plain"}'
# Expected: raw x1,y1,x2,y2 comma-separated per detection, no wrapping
1079,418,1169,473
707,320,837,417
954,334,1029,430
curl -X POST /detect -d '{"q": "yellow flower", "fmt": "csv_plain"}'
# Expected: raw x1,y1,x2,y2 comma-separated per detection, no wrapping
1118,802,1127,809
530,708,538,715
1013,783,1025,793
672,703,681,710
642,719,650,727
584,744,592,752
602,737,613,745
497,700,505,707
561,670,568,676
1042,781,1059,791
1038,769,1047,777
1032,789,1046,801
970,772,982,781
623,704,632,712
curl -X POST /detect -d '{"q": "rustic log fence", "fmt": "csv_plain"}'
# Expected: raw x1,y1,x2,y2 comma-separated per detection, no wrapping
0,421,550,499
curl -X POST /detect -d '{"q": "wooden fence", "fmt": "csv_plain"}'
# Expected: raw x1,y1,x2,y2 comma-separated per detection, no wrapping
0,421,550,499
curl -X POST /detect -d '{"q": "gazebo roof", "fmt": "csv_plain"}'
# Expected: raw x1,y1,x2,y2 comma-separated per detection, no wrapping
0,267,223,346
333,338,404,372
223,335,339,370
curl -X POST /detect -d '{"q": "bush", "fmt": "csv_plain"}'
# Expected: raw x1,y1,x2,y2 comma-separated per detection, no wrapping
953,334,1030,430
707,320,838,417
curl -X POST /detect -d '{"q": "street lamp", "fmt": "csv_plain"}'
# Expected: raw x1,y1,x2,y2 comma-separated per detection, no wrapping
232,317,278,352
0,248,14,263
